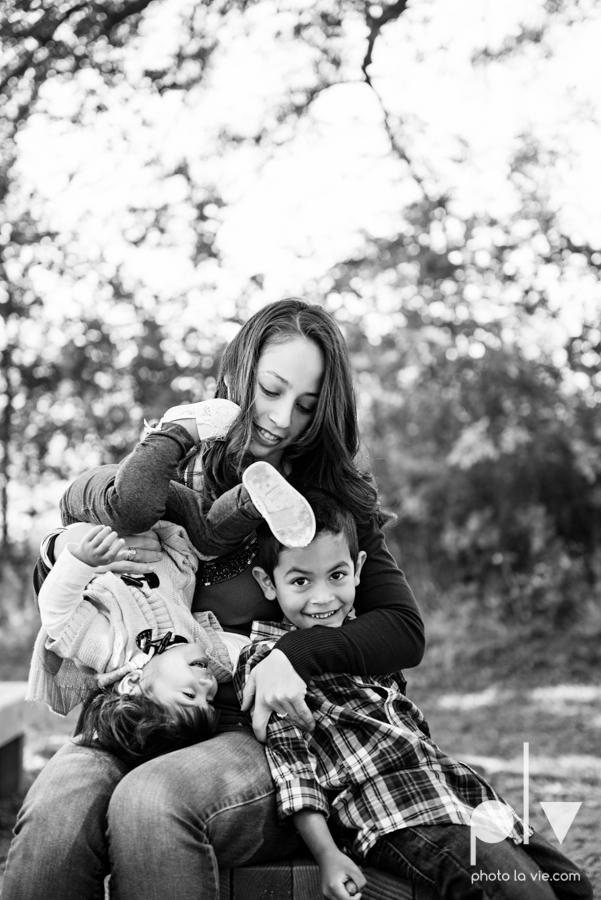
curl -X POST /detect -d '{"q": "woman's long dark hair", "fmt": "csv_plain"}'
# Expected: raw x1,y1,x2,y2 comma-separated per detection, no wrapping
195,299,380,526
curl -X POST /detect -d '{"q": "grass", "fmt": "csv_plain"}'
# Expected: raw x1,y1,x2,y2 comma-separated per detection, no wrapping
1,609,600,897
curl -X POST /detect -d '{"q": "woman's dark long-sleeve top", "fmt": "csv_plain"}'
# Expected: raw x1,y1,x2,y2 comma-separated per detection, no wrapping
38,424,424,700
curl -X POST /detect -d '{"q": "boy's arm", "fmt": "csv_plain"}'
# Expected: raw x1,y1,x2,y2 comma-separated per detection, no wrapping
237,647,364,897
294,811,365,900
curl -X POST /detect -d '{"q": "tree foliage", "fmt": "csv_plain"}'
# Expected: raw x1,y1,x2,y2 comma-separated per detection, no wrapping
1,0,600,632
321,157,601,623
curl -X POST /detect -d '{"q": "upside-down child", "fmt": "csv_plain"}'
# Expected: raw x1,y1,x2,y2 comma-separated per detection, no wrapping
27,399,317,766
27,520,254,766
233,491,593,900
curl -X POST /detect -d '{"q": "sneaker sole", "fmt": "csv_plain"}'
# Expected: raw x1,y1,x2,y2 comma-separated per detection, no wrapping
243,462,316,548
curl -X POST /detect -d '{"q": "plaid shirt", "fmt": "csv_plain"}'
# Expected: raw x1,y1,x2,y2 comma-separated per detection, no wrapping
233,620,529,858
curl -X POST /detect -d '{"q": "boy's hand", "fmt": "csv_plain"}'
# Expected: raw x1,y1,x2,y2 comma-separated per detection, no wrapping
70,525,127,568
241,649,315,742
319,850,365,900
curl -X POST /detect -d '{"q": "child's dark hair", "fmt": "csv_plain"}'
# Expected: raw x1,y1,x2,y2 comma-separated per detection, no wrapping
194,299,381,526
74,689,218,768
256,489,359,580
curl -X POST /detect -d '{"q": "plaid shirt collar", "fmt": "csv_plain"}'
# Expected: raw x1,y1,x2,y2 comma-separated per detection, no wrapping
250,613,355,644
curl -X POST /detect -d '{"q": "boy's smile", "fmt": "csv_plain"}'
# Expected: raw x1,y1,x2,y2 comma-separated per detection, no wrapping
253,532,366,630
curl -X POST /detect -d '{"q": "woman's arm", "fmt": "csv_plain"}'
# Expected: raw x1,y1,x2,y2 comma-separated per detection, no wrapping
274,519,425,683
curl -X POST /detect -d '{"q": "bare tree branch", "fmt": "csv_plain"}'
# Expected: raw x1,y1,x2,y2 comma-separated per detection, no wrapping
359,1,430,196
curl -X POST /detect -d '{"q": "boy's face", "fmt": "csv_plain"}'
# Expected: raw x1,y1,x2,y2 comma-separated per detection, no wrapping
253,531,366,630
119,643,218,712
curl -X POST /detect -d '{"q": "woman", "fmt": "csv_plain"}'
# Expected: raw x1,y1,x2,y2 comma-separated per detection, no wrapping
4,299,425,900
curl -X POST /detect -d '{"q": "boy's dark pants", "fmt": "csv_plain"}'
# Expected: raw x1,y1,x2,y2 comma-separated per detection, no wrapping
363,825,593,900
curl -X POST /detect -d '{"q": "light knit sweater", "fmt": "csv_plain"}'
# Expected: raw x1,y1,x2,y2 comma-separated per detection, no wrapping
28,521,233,715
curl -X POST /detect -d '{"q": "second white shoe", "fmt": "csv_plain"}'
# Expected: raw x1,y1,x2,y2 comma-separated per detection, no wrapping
243,461,316,548
161,399,241,440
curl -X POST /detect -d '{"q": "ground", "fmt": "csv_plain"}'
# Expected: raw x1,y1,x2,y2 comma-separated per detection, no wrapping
1,614,599,897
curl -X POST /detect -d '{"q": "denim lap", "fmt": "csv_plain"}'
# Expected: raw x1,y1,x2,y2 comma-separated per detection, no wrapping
108,729,304,900
3,741,129,900
4,730,303,900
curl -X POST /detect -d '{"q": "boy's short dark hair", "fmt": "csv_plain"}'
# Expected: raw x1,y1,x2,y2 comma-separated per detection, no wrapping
74,689,217,767
255,488,359,579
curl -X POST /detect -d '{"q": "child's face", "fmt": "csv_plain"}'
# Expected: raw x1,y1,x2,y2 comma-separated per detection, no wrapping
128,644,218,712
254,531,366,630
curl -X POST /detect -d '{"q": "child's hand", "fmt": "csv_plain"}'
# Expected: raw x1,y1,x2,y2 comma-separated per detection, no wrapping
319,850,366,900
71,525,127,568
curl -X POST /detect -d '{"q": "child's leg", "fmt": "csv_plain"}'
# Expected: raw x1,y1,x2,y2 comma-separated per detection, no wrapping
201,482,264,555
519,832,593,900
364,824,591,900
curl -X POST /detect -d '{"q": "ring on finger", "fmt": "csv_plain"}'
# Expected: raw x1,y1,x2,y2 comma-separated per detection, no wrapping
125,547,137,562
276,711,288,719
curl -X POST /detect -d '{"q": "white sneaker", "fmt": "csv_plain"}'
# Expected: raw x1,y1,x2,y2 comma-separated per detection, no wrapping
242,461,316,548
161,399,241,440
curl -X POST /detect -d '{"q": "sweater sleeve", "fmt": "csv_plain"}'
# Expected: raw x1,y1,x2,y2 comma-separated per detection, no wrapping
274,520,425,684
38,546,98,640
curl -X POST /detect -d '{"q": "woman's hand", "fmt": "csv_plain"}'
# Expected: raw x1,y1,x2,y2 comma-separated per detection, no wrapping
240,649,315,742
95,529,162,573
54,525,162,575
318,850,365,900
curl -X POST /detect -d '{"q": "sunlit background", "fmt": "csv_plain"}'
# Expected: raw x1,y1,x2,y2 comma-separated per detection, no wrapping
2,0,601,636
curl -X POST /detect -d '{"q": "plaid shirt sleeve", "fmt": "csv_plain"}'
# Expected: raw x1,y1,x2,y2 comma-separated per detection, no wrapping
233,624,330,823
265,716,330,823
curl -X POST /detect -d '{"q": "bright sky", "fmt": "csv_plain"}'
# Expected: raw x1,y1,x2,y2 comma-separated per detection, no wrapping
16,0,601,313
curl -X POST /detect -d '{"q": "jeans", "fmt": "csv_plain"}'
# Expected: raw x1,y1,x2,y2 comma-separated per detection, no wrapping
364,825,594,900
4,729,304,900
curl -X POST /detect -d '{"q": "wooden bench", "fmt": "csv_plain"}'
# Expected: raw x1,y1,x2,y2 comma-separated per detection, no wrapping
219,856,437,899
0,681,28,797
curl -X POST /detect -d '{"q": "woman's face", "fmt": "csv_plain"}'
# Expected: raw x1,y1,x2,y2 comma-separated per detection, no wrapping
248,336,324,466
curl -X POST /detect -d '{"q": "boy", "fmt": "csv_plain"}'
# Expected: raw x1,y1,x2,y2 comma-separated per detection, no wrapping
234,491,592,900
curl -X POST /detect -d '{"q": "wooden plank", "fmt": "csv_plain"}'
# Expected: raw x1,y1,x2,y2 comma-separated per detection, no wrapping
225,857,428,900
0,734,24,795
0,681,27,747
0,681,27,797
232,860,292,900
291,858,322,899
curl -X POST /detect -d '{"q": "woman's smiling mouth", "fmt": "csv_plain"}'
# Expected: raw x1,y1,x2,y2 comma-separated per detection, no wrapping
255,424,283,445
